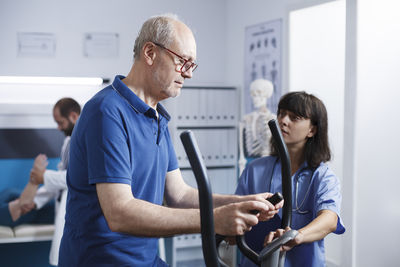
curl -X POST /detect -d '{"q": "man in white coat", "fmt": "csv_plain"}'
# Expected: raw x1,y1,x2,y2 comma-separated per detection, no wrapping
10,97,81,266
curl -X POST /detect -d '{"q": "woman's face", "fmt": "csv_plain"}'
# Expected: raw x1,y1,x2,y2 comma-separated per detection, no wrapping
277,109,315,148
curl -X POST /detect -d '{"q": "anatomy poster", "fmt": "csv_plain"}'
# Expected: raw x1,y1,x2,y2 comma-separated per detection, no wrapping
244,19,282,114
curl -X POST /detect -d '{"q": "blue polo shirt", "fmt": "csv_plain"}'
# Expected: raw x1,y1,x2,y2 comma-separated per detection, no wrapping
59,75,178,267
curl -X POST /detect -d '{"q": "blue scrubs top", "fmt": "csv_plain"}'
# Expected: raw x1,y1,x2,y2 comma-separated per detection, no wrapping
59,75,178,267
236,156,345,267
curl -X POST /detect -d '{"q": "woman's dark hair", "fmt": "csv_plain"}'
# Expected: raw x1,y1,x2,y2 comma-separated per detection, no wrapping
54,97,81,118
270,91,331,168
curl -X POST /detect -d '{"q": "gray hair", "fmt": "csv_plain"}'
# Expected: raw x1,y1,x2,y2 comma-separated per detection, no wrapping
133,13,180,60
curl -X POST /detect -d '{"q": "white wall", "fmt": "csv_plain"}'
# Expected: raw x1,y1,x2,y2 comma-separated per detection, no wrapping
353,0,400,266
225,0,287,117
289,1,346,266
0,0,227,86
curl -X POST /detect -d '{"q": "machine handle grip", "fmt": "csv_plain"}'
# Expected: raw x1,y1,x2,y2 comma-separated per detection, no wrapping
180,130,228,267
268,119,292,228
235,119,293,266
181,119,292,266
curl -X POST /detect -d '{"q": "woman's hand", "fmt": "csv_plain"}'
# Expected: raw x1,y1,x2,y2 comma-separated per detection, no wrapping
263,227,304,251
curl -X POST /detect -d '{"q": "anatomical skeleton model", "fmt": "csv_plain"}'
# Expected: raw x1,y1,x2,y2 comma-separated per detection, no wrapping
238,79,276,174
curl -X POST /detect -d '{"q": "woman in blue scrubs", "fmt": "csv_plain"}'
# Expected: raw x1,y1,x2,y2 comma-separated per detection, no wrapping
236,91,345,267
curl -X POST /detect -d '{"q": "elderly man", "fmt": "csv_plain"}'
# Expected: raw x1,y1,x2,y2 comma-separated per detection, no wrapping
59,14,282,266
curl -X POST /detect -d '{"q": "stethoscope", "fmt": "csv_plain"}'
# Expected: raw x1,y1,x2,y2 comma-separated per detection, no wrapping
270,157,315,214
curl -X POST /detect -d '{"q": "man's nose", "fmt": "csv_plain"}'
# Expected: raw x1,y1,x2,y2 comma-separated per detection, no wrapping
181,68,193,79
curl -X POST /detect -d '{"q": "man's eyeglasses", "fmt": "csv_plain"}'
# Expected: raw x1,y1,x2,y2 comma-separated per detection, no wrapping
153,42,198,73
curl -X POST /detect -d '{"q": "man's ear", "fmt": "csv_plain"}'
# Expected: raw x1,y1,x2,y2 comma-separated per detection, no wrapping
69,111,79,124
142,42,157,66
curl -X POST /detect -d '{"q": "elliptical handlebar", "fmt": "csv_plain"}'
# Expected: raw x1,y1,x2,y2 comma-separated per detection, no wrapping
267,119,292,228
180,119,295,267
234,119,294,266
180,130,228,267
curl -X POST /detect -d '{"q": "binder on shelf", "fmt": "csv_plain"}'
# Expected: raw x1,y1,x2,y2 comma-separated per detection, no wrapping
167,86,238,267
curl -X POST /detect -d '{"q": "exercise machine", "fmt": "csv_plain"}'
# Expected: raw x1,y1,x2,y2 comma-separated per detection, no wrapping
180,119,298,267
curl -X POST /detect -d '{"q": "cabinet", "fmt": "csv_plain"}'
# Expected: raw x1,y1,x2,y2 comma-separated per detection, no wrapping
162,86,239,267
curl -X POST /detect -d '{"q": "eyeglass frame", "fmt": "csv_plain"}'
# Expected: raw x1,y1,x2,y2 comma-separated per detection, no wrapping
153,42,198,73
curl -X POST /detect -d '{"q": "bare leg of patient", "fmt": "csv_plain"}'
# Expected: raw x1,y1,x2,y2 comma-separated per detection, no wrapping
19,182,39,208
8,199,22,222
8,183,38,222
20,154,48,206
8,154,47,221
